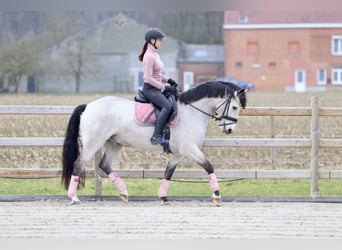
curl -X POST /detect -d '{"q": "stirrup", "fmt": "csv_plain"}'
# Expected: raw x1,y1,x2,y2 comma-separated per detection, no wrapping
150,135,162,145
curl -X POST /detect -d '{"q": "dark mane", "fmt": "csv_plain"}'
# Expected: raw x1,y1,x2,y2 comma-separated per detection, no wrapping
179,81,247,108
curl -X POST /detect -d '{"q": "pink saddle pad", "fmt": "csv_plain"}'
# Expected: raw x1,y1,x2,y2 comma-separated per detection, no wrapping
135,102,177,126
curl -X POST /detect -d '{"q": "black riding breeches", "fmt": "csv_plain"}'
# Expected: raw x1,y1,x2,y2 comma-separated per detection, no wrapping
142,83,172,113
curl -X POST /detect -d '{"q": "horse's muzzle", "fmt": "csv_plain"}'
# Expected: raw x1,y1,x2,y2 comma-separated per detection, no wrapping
224,128,233,134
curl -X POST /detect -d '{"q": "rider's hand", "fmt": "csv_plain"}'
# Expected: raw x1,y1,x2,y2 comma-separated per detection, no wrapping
167,78,178,87
164,85,178,95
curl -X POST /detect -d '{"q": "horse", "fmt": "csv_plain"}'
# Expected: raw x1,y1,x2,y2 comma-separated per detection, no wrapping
61,80,247,205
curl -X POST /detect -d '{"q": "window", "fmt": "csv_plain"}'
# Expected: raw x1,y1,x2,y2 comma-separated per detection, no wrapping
332,67,342,84
288,41,300,53
317,69,327,85
130,69,144,90
138,71,144,89
114,15,126,28
194,49,207,57
331,36,342,55
269,62,276,69
235,62,242,69
183,71,194,90
294,70,306,92
238,15,248,23
296,70,305,83
247,41,259,54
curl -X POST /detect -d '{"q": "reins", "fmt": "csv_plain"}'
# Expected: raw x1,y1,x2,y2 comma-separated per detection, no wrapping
177,85,223,120
184,95,238,125
186,102,219,120
176,83,239,127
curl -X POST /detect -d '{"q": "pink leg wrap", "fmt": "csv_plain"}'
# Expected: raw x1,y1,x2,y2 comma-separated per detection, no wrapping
209,173,219,192
109,172,127,192
158,179,170,198
68,175,79,198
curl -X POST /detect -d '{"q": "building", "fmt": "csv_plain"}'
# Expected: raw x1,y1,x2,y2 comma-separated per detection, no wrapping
3,13,225,94
177,43,224,90
223,11,342,91
38,13,178,93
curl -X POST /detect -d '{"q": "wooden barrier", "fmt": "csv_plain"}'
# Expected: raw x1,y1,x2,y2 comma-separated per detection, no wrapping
1,97,342,198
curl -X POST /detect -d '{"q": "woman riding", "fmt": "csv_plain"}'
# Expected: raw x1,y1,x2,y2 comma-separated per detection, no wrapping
138,27,178,145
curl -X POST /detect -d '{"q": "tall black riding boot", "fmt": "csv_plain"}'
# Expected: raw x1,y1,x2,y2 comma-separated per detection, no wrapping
151,108,170,145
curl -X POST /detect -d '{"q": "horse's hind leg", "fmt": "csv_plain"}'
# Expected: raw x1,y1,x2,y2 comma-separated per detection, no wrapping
68,148,97,204
99,141,128,202
67,134,108,204
187,145,221,206
158,154,183,205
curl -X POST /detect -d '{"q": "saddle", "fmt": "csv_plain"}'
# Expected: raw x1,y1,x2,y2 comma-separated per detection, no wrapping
134,89,177,126
134,89,178,154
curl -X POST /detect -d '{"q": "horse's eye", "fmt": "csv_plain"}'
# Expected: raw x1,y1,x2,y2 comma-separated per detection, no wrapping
232,106,238,110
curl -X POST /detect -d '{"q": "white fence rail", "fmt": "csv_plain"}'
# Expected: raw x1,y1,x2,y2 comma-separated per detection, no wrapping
1,96,342,197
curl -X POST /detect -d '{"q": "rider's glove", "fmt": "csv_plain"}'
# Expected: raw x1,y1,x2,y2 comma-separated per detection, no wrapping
164,85,178,95
167,78,178,87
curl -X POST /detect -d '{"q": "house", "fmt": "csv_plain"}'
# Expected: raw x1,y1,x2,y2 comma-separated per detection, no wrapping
38,13,179,93
223,11,342,91
177,43,224,90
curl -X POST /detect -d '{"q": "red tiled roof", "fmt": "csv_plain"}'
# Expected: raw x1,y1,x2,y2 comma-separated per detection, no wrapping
225,11,342,24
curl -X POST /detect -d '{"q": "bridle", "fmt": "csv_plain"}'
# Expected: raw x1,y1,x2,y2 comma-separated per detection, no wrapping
186,95,238,128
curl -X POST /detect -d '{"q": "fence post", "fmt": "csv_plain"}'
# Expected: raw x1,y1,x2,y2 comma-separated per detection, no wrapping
270,115,276,169
310,96,320,198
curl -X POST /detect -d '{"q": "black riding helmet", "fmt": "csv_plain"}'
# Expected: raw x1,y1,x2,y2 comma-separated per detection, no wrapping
145,27,166,43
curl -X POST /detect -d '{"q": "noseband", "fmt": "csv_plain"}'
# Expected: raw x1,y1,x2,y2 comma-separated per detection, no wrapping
214,96,238,125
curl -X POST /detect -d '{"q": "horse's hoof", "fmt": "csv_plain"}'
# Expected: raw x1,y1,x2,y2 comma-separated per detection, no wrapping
212,194,222,206
119,194,128,203
119,189,129,203
160,200,171,206
160,197,171,206
70,197,80,205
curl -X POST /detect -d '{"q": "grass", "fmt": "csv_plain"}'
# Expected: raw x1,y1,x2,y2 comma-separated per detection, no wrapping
1,177,342,197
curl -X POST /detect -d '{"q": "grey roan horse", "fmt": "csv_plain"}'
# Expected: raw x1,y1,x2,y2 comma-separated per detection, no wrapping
62,80,247,205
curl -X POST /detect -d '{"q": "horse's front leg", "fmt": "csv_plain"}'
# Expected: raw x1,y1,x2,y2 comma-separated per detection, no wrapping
188,145,221,206
158,154,182,205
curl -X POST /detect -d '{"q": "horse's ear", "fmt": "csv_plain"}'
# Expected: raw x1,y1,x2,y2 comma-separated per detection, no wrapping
238,88,248,95
234,89,248,98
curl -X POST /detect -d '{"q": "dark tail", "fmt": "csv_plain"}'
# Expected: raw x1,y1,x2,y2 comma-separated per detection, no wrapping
61,104,87,190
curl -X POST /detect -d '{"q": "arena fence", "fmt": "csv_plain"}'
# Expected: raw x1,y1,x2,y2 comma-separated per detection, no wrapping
1,96,342,198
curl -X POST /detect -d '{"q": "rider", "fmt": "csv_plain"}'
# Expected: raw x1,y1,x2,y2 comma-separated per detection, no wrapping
138,27,178,145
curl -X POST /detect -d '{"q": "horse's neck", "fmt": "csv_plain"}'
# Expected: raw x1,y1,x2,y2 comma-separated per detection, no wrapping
179,98,218,125
194,98,218,114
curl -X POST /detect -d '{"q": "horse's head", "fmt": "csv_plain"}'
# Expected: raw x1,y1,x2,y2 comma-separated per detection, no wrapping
214,88,248,134
178,80,248,134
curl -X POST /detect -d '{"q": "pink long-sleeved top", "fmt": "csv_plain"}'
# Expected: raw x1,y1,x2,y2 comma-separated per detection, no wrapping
143,44,169,91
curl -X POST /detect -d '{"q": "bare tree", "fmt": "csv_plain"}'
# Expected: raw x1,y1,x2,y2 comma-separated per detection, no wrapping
57,35,97,93
0,35,41,93
129,11,224,44
42,14,99,93
62,36,87,93
43,13,86,48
